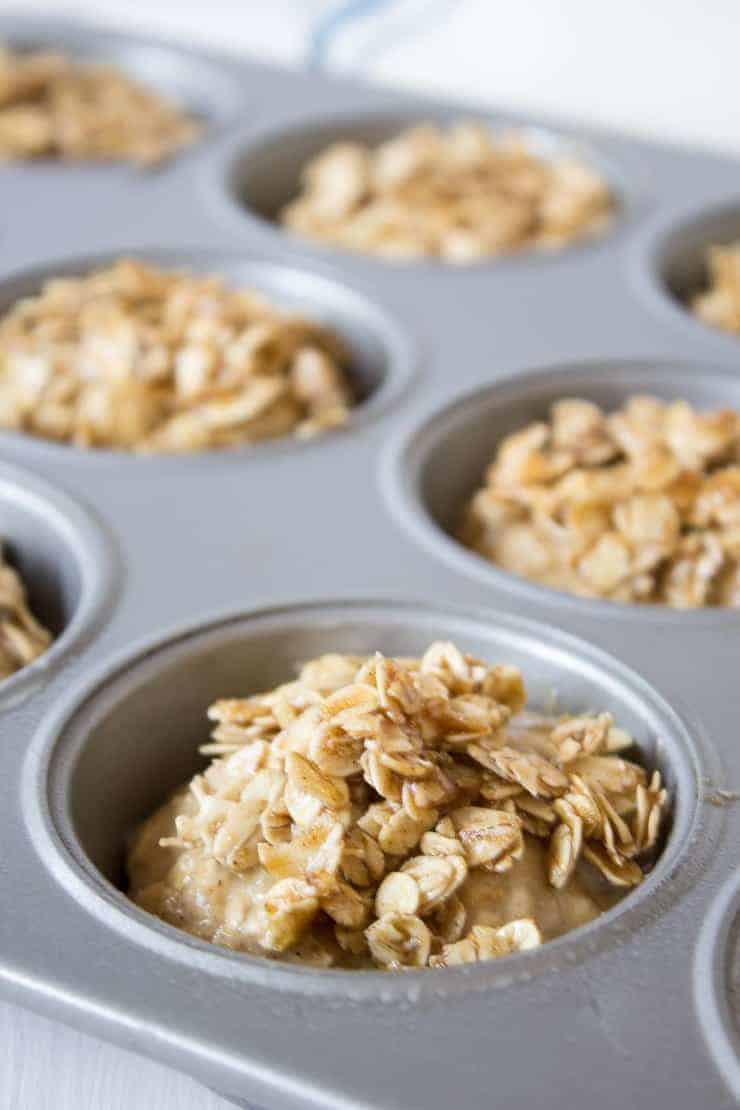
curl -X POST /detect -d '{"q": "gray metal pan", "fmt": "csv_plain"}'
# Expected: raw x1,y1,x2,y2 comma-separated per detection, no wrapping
0,11,739,1108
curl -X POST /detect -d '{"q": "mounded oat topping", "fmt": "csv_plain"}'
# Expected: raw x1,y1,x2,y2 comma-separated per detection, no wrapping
0,45,200,165
280,121,613,263
127,642,667,970
0,546,51,679
691,243,740,334
461,395,740,608
0,260,354,452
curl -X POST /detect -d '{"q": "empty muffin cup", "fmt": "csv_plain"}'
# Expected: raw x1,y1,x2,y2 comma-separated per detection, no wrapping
695,866,740,1101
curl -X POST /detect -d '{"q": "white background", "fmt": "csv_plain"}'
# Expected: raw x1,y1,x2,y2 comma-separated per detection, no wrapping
2,1,739,1107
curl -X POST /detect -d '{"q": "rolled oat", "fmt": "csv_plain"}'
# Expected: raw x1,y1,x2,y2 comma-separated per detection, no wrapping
0,45,199,165
128,641,668,969
460,395,740,607
280,122,613,264
691,242,740,334
0,546,51,679
0,259,354,452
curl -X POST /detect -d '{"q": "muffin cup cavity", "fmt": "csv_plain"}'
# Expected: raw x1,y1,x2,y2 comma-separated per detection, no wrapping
695,868,740,1101
212,111,627,268
0,461,117,707
639,200,740,344
1,26,246,144
0,248,415,464
27,600,707,995
384,358,740,624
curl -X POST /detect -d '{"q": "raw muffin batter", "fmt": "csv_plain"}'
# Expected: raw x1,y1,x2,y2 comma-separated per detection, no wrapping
280,121,613,263
0,546,51,679
128,642,667,969
0,44,199,165
0,259,354,452
461,395,740,607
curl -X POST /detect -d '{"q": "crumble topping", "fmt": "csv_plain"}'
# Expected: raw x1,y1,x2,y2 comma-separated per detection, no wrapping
0,547,51,679
280,121,613,263
0,260,354,452
460,395,740,607
691,243,740,334
0,45,199,165
128,641,667,969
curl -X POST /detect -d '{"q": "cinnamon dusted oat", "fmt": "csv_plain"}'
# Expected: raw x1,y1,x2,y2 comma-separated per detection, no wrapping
280,121,613,263
691,243,740,334
0,546,51,679
127,641,668,969
0,45,199,165
460,395,740,607
0,260,354,452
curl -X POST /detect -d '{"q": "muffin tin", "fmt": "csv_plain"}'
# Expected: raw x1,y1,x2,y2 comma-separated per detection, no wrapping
1,11,739,1109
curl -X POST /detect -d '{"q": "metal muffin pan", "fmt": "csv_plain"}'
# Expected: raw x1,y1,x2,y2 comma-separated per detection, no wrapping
1,11,739,1109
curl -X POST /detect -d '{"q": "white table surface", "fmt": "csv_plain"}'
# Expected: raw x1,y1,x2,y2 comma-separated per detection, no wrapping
2,1,739,1107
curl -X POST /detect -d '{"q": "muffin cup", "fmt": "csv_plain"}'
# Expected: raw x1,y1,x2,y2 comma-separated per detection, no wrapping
0,460,117,708
384,357,740,625
27,599,708,992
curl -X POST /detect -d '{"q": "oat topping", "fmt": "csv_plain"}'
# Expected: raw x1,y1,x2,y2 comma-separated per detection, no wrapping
0,547,51,679
691,243,740,334
460,395,740,607
127,641,668,969
0,259,354,452
279,122,613,264
0,45,200,165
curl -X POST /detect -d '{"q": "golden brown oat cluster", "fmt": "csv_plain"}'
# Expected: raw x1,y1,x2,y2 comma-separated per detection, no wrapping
461,396,740,607
691,243,740,334
0,260,354,452
0,548,51,679
280,122,613,263
0,45,199,165
128,643,667,970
